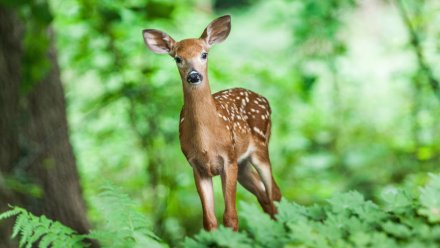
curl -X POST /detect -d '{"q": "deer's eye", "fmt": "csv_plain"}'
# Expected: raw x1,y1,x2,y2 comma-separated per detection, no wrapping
175,57,182,63
201,52,208,60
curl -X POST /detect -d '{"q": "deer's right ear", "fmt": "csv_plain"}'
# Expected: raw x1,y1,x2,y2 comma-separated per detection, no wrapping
143,29,175,54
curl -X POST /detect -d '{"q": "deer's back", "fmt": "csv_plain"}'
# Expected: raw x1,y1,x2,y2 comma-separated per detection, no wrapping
213,88,272,147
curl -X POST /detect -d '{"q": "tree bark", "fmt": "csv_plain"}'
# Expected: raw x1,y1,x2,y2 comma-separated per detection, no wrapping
0,7,22,247
0,5,91,247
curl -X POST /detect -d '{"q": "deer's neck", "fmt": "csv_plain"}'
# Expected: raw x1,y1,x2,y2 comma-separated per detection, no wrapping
182,81,218,131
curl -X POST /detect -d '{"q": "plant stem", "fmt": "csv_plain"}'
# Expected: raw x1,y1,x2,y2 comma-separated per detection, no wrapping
394,0,440,102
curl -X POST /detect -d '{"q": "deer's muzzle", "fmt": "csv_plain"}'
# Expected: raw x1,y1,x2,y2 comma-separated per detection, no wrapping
187,70,203,84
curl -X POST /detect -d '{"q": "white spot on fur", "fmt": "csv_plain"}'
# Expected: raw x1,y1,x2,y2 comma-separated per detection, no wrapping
253,127,265,138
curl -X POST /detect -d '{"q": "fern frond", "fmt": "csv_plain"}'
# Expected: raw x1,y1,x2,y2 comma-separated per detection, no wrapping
0,206,87,248
90,183,167,247
39,233,58,248
19,214,34,248
0,207,23,220
66,235,88,248
12,211,27,238
25,225,47,248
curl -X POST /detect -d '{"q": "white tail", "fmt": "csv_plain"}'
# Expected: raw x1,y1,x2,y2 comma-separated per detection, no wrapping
143,15,281,231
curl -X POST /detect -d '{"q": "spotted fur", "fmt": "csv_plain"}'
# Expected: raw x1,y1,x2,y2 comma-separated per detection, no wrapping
213,88,271,144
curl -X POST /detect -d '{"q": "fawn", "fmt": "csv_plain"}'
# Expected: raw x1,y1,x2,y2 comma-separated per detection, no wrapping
142,15,281,231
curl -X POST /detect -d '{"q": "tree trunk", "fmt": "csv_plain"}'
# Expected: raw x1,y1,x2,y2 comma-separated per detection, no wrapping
0,7,22,247
0,5,91,247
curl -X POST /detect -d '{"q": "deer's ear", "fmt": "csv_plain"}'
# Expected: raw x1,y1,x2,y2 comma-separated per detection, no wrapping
200,15,231,46
143,29,175,54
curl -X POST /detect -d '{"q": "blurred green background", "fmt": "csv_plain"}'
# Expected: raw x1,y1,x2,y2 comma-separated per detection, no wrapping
2,0,440,246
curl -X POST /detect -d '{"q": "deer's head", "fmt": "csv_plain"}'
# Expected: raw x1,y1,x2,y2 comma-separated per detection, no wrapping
143,15,231,86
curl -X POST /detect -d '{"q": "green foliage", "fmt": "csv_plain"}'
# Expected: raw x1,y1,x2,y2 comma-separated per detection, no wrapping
418,174,440,222
240,203,287,247
0,207,86,248
185,173,440,248
0,185,167,248
291,0,355,57
2,174,440,247
88,184,166,248
1,0,55,94
183,226,252,248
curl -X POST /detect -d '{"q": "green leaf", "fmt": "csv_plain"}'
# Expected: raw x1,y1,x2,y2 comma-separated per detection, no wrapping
26,225,48,248
382,221,412,238
184,226,252,248
39,233,58,248
276,198,309,224
0,207,22,220
327,191,366,214
382,188,416,214
12,212,27,238
241,202,286,247
19,216,33,247
418,174,440,222
349,231,371,247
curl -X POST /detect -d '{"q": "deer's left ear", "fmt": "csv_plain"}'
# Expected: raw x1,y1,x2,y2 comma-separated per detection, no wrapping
200,15,231,47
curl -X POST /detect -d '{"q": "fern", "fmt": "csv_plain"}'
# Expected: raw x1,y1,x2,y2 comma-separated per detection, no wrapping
0,207,86,248
0,184,167,248
2,174,440,248
0,207,22,220
87,183,166,248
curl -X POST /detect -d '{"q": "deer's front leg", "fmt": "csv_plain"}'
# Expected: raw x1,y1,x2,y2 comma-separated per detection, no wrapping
193,169,218,231
220,161,238,231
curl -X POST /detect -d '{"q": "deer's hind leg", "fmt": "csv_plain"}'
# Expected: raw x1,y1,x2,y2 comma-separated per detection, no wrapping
238,159,279,218
271,175,282,202
250,150,281,217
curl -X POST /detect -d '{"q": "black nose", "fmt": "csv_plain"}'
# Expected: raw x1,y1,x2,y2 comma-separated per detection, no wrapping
187,71,203,84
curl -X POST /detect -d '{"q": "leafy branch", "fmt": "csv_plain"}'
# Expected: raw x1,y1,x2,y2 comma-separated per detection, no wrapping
394,0,440,102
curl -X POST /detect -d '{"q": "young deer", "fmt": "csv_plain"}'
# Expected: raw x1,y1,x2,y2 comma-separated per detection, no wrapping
142,15,281,231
